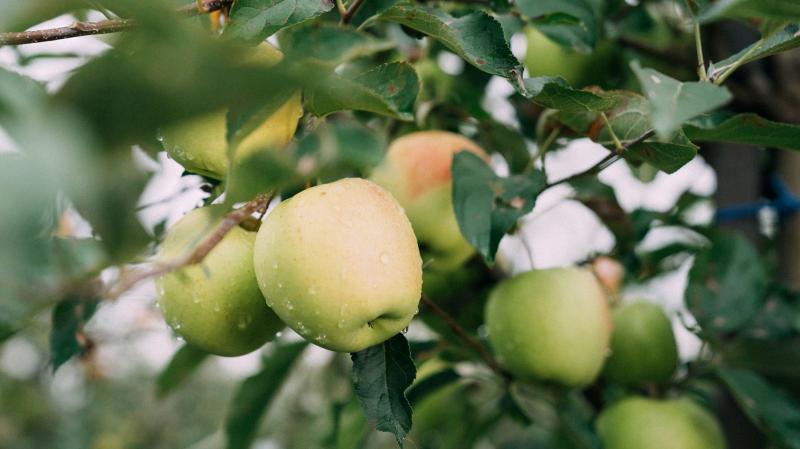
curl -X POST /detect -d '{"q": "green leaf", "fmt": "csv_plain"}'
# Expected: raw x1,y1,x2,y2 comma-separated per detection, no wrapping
631,63,732,138
379,4,520,78
625,132,699,174
522,77,621,112
722,337,800,392
452,152,546,262
685,112,800,151
349,0,401,27
50,298,99,373
699,0,800,23
226,150,299,204
225,342,307,449
156,344,210,399
406,368,460,406
351,334,416,447
709,24,800,80
476,120,532,174
516,0,599,52
717,368,800,449
280,23,394,69
685,233,767,336
305,62,420,120
223,0,335,44
294,120,387,181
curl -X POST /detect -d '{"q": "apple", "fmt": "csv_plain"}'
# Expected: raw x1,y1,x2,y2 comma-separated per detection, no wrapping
370,130,489,271
485,267,612,387
525,27,616,87
597,396,726,449
591,255,625,294
159,43,302,180
156,206,285,356
253,178,422,352
603,302,679,385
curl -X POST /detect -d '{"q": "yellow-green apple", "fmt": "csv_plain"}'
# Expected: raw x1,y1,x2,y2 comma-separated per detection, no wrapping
525,27,616,87
597,396,726,449
253,178,422,352
159,42,302,180
370,131,489,271
156,206,285,356
603,302,678,385
485,267,612,387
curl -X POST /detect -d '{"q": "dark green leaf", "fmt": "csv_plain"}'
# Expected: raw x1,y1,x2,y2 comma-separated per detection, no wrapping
710,24,800,79
406,367,460,406
280,23,394,69
556,392,602,449
225,342,307,449
631,63,732,138
477,120,532,173
685,112,800,151
50,298,100,373
625,132,699,174
294,120,387,180
521,77,621,112
452,152,546,262
156,344,210,399
305,62,420,120
226,149,299,204
717,368,800,449
723,337,800,392
685,233,767,336
351,334,416,447
699,0,800,23
224,0,335,44
516,0,599,52
379,5,520,78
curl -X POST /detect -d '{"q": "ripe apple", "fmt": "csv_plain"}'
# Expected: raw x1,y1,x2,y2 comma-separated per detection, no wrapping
525,27,616,87
485,267,612,387
370,131,489,271
603,302,679,385
159,43,302,180
591,255,625,294
156,206,285,356
597,396,726,449
253,178,422,352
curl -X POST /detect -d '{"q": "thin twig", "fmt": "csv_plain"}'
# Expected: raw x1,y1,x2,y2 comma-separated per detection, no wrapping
420,296,509,379
340,0,366,25
105,193,271,299
694,22,707,81
0,0,233,46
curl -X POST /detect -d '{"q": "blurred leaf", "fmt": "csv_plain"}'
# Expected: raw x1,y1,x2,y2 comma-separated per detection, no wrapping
305,62,419,120
349,0,401,27
625,132,699,174
723,337,800,393
223,0,335,44
717,368,800,449
226,86,297,146
225,342,307,449
351,333,416,447
685,112,800,151
631,63,732,138
699,0,800,23
326,397,369,449
50,298,99,373
477,119,532,174
406,367,460,406
0,0,84,32
280,23,394,69
685,233,767,336
556,392,602,449
380,4,520,78
521,77,621,112
294,119,387,180
226,149,299,204
452,152,546,262
156,344,210,399
517,0,599,52
709,24,800,79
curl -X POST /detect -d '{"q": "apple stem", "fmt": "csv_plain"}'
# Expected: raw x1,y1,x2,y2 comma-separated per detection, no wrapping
340,0,366,25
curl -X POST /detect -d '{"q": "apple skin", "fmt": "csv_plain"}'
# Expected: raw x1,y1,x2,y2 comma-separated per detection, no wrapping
160,43,302,180
597,396,726,449
253,178,423,352
525,27,616,87
603,302,679,385
156,206,285,357
485,267,612,387
370,131,489,271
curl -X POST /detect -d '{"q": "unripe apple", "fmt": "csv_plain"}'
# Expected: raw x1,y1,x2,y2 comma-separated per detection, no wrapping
370,131,489,271
156,206,285,356
253,178,422,352
603,302,678,385
160,43,302,180
525,27,616,87
597,396,726,449
485,267,612,387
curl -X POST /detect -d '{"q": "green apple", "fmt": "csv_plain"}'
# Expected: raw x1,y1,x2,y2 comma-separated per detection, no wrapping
603,302,679,385
597,396,726,449
370,131,488,271
485,267,612,387
525,27,616,87
253,178,422,352
159,43,302,180
155,206,285,356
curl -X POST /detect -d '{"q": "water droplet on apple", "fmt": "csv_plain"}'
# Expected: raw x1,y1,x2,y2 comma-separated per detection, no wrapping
401,326,409,334
337,320,346,329
213,304,221,312
307,285,317,295
237,318,247,330
285,299,294,311
275,331,283,338
380,253,390,265
278,282,284,289
272,263,278,270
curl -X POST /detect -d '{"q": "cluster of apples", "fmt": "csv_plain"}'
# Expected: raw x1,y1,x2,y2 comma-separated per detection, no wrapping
155,43,725,449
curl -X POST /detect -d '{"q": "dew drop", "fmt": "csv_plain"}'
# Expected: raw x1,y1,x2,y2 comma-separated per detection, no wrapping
337,320,346,329
401,326,409,334
176,336,185,343
213,304,221,312
278,282,284,289
237,318,247,330
307,285,317,295
380,253,390,265
285,299,294,311
275,331,283,338
339,303,348,316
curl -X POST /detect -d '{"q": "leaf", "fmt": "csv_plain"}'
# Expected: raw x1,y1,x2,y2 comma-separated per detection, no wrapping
226,149,299,204
452,152,546,262
406,367,460,406
279,23,394,69
685,233,767,336
351,334,416,447
722,337,800,392
709,24,800,79
348,0,401,27
631,62,732,138
50,298,100,373
717,368,800,449
305,62,419,121
476,120,532,174
685,112,800,151
522,77,621,112
699,0,800,23
223,0,335,44
625,132,699,174
156,344,210,399
516,0,599,52
294,120,388,181
225,342,307,449
379,4,520,78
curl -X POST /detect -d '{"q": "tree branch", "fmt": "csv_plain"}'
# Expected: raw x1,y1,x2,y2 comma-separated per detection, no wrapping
0,0,233,46
105,193,272,299
340,0,366,25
